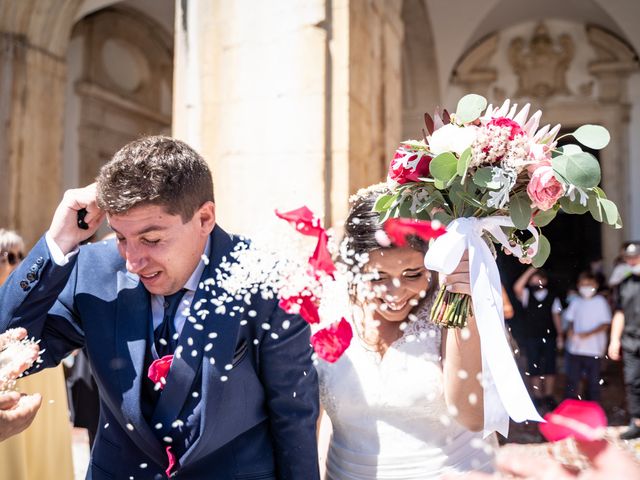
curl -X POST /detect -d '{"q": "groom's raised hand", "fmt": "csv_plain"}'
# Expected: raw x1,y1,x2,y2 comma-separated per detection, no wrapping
49,183,106,254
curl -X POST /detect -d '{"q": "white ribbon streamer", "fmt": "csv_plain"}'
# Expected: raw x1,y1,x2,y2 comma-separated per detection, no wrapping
424,216,544,438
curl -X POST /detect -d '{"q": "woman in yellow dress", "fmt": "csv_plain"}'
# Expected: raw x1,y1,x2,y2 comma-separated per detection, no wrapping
0,229,74,479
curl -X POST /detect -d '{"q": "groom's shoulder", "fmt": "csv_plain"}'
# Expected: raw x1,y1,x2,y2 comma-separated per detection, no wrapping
77,236,123,271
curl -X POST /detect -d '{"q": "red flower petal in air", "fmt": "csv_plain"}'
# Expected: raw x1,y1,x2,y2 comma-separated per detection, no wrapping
148,355,173,389
275,206,324,237
383,218,447,247
539,399,607,442
165,445,177,478
310,318,353,363
279,293,321,324
309,231,336,277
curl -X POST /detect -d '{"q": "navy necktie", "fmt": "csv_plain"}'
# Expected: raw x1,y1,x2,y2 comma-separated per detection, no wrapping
154,289,187,358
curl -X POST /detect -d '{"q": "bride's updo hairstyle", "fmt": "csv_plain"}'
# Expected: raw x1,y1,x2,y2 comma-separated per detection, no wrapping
341,183,428,263
340,183,437,301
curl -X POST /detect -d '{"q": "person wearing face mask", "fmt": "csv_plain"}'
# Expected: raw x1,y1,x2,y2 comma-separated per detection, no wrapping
563,272,611,402
608,241,640,440
514,267,563,411
315,184,496,480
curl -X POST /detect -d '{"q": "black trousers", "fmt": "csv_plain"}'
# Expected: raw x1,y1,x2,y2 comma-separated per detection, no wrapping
623,346,640,419
565,353,601,401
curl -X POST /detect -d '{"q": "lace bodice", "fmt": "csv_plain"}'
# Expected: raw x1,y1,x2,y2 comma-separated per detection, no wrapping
316,304,496,479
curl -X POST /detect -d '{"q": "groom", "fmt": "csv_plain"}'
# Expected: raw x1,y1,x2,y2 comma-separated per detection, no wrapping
0,136,320,479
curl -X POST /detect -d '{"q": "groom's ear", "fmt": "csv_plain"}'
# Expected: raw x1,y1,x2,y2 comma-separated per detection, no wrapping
197,201,216,233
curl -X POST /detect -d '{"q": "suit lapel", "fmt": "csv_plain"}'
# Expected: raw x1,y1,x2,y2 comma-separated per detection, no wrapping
151,226,243,452
115,270,165,461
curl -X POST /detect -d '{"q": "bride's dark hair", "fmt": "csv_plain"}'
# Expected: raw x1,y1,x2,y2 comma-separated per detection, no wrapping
341,183,429,262
340,183,437,301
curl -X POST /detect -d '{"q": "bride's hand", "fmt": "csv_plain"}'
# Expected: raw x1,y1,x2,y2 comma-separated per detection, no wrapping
441,251,471,296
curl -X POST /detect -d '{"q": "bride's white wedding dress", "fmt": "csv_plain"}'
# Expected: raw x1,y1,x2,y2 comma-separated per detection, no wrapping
317,307,497,479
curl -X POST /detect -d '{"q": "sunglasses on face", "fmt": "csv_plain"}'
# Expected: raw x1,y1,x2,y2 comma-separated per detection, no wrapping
1,251,24,266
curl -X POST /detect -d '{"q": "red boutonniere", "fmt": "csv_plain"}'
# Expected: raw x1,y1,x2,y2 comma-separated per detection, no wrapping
148,355,173,389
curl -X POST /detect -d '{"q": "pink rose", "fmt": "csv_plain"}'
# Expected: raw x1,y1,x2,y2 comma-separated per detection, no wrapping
310,318,353,363
527,163,564,211
388,145,432,184
148,355,173,389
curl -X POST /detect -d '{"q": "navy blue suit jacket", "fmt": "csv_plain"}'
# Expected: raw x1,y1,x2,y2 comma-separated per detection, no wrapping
0,225,320,479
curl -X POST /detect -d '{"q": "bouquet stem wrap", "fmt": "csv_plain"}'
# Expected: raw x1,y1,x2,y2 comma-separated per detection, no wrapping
424,216,544,437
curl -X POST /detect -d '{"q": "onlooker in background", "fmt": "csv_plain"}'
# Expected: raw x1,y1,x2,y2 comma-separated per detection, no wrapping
608,241,640,440
0,229,74,479
514,267,563,411
0,229,24,285
564,272,611,401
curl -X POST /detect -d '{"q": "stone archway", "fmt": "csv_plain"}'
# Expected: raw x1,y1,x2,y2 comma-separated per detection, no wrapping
451,20,639,269
63,5,173,190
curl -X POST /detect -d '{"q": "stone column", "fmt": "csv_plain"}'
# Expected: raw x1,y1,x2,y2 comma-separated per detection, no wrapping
173,0,404,234
0,0,81,246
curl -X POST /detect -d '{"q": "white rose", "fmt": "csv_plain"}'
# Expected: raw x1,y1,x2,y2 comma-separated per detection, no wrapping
428,124,477,156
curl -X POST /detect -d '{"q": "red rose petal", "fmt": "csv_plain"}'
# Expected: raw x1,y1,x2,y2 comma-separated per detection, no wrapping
539,399,607,442
148,355,174,389
309,231,336,277
383,218,447,247
275,206,324,237
279,293,320,324
310,318,353,363
165,445,177,478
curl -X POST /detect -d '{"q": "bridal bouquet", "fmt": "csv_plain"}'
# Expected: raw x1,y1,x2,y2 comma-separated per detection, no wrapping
376,93,620,329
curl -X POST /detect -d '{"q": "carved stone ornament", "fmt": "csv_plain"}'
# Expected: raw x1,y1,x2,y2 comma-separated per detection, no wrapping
509,23,574,99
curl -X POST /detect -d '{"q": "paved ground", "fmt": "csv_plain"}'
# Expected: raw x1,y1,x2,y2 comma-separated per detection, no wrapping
71,357,640,478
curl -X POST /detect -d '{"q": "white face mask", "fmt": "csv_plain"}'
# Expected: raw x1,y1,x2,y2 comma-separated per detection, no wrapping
579,286,597,298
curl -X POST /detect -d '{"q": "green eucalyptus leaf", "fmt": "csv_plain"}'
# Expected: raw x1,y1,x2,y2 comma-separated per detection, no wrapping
432,210,453,226
573,125,611,150
510,193,533,230
599,198,620,226
587,194,603,222
533,208,558,227
559,144,583,156
565,152,601,188
456,94,487,124
473,167,495,188
434,179,446,190
373,194,394,212
552,155,570,183
559,195,589,214
532,234,551,268
429,152,458,183
457,147,472,179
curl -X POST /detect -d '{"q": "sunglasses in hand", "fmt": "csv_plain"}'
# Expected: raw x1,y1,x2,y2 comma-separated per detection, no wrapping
1,251,24,266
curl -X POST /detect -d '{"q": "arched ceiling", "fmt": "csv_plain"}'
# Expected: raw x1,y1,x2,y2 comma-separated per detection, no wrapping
75,0,174,35
424,0,640,98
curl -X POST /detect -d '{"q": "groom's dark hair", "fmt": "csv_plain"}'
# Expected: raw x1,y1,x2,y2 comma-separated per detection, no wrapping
96,135,214,222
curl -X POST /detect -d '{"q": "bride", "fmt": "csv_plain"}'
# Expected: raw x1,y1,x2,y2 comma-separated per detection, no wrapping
316,185,497,479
